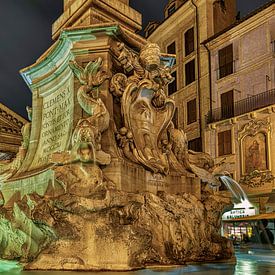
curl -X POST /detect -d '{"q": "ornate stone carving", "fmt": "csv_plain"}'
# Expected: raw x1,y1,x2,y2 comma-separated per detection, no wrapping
111,43,177,174
21,106,32,150
0,202,56,261
0,162,234,269
239,118,271,175
121,80,175,174
0,28,234,271
111,42,218,184
239,170,274,188
238,118,271,139
69,58,111,165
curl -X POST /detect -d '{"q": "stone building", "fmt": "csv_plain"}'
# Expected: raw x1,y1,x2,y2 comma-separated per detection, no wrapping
147,0,275,214
0,102,27,161
204,1,275,214
147,0,236,152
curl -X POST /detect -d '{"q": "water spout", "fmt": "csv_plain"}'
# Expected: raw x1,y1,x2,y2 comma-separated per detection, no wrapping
219,175,253,209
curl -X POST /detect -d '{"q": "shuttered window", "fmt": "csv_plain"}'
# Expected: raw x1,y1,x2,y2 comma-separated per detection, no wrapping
218,44,233,78
185,27,194,56
167,42,176,64
218,130,232,156
168,71,177,95
188,137,202,152
187,98,196,125
185,59,195,85
221,90,234,119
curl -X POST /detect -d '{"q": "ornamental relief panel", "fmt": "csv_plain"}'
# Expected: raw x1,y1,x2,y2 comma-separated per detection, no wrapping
238,118,273,189
243,132,267,174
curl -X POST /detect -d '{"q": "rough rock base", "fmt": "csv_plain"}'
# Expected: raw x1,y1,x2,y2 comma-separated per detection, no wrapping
26,164,234,270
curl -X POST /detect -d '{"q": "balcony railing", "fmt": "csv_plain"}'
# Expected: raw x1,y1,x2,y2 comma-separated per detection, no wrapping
206,89,275,124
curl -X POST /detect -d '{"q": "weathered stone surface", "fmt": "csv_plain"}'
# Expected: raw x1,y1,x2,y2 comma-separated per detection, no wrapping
0,22,234,271
0,163,233,270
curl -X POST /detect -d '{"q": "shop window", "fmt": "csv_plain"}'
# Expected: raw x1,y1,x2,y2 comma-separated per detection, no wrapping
185,59,195,85
188,137,202,152
168,71,177,95
187,98,196,125
218,44,233,79
185,27,194,56
218,130,232,156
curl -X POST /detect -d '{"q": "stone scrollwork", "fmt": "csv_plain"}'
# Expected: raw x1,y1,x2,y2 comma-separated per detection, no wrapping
239,170,274,188
111,42,177,174
68,57,111,165
238,118,271,139
111,42,217,183
110,73,128,98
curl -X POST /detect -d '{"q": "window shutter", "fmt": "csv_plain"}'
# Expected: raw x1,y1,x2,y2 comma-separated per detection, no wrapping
187,98,196,124
218,44,233,78
185,59,195,85
218,130,232,156
185,27,194,56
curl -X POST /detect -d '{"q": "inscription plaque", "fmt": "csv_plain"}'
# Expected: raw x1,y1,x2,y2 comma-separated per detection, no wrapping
30,77,74,169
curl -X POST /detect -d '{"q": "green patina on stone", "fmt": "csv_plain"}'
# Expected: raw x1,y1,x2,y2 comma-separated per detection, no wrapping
1,170,55,204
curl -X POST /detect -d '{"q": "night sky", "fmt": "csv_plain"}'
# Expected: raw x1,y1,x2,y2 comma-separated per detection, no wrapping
0,0,272,118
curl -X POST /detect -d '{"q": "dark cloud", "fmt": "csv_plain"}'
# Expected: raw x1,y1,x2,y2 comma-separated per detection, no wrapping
0,0,271,118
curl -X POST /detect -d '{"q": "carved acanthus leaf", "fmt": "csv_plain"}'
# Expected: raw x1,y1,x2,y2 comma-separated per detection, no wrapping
69,61,87,85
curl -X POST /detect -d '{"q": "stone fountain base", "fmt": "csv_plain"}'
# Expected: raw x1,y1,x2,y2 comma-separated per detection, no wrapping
0,163,233,271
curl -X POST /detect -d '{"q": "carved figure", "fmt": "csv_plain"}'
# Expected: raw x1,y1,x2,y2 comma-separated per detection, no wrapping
115,127,137,162
69,58,110,165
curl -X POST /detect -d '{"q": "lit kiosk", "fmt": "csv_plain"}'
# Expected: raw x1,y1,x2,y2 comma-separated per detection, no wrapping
0,0,234,270
221,177,275,246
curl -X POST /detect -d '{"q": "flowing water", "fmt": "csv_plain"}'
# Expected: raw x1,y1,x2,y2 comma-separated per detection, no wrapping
219,175,254,209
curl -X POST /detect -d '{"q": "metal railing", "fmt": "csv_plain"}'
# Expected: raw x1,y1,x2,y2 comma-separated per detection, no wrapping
206,89,275,124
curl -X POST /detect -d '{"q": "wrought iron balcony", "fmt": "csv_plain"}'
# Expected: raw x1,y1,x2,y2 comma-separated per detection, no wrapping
206,89,275,124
